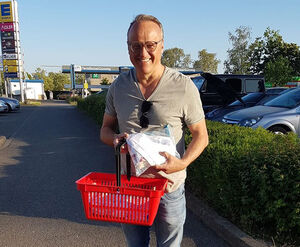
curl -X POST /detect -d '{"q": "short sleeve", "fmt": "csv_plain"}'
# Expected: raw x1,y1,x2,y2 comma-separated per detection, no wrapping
105,83,117,117
183,78,205,126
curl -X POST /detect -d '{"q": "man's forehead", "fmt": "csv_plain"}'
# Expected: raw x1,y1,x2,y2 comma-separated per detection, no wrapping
128,21,162,38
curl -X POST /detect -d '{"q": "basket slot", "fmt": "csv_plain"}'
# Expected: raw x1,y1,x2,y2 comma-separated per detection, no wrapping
85,190,153,224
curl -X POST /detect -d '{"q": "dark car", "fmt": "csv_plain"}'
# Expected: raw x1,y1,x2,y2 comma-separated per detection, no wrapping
191,73,265,113
206,87,289,121
57,91,74,100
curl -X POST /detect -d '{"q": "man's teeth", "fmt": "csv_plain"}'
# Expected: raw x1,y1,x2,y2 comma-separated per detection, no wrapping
141,58,150,62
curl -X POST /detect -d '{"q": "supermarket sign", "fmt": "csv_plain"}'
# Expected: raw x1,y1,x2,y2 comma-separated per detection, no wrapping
0,1,13,22
0,22,14,31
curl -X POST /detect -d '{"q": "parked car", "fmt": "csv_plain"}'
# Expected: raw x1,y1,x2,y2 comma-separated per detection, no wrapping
57,91,74,100
0,100,9,113
0,97,20,112
206,87,289,121
191,73,265,113
221,87,300,136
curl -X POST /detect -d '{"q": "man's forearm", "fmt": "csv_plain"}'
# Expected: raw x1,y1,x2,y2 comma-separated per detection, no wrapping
181,132,208,167
100,127,116,147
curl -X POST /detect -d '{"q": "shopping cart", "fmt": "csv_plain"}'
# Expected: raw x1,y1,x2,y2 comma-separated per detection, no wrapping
76,139,168,226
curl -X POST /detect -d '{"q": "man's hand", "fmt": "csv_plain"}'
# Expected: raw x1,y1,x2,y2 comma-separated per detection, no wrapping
113,133,129,147
154,152,187,174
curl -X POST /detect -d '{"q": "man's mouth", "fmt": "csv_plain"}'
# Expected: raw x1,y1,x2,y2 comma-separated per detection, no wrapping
140,58,151,62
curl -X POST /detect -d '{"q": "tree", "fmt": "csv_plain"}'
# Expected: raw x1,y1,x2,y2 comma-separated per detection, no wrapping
101,78,110,85
264,56,293,86
224,26,251,74
193,49,220,73
48,72,70,91
32,68,54,91
161,48,191,68
248,28,300,75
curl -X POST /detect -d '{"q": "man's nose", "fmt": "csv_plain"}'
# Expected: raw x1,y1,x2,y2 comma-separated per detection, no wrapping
140,45,149,56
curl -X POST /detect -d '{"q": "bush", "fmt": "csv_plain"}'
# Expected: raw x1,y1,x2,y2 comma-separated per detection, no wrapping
186,120,300,246
77,93,107,126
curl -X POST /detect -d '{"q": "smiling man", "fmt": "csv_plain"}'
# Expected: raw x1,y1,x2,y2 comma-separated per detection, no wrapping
100,14,208,247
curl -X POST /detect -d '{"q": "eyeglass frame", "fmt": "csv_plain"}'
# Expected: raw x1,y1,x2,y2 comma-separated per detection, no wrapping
127,39,163,54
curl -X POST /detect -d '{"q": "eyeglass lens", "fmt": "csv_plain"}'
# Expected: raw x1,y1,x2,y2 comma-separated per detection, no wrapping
130,40,161,54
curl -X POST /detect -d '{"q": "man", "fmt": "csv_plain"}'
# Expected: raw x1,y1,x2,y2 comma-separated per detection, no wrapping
100,14,208,247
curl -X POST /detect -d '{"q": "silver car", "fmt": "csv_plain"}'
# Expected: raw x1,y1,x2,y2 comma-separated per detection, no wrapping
0,100,8,113
0,97,20,112
222,87,300,136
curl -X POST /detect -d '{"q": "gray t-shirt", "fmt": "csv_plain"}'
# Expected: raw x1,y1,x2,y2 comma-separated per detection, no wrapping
105,67,204,192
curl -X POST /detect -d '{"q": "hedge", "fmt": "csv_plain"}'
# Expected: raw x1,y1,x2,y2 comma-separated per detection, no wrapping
186,121,300,246
77,94,300,246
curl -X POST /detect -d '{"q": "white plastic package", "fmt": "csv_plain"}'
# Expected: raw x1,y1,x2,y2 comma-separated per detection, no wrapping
126,125,180,176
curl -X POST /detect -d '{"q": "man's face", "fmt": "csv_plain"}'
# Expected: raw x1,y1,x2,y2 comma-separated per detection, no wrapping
127,21,164,76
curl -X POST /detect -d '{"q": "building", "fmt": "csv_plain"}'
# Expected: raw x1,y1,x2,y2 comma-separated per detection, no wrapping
9,79,45,100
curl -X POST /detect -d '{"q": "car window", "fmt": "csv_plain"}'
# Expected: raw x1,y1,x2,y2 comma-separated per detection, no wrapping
264,89,300,108
191,77,204,90
230,92,263,106
256,94,278,105
225,78,242,92
245,79,261,92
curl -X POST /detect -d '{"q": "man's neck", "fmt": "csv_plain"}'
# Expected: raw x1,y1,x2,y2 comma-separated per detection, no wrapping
136,65,165,86
136,65,165,99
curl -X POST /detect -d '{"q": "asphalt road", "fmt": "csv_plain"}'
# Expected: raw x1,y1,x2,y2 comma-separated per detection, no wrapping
0,101,230,247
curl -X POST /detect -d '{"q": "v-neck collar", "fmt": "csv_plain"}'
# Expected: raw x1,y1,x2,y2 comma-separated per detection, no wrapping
132,67,166,100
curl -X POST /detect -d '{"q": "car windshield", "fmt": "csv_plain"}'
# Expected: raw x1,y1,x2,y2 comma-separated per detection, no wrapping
230,92,263,106
256,94,279,105
264,88,300,108
191,77,204,90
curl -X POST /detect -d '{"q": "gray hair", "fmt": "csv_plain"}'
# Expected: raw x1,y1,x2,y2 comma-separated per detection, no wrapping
127,14,164,40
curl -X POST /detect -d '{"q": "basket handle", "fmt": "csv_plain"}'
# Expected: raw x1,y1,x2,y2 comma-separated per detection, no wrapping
114,138,130,187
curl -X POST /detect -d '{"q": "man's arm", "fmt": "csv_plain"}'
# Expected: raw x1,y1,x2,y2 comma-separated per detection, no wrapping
100,113,128,147
155,118,208,174
100,113,118,147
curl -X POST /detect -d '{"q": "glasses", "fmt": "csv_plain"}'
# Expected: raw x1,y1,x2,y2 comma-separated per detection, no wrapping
140,101,152,128
128,39,163,54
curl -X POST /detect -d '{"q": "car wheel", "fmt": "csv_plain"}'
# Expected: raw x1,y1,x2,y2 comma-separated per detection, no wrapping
268,126,288,135
6,103,12,112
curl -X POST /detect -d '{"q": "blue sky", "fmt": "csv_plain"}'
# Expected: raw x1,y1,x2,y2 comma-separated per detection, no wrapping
16,0,300,74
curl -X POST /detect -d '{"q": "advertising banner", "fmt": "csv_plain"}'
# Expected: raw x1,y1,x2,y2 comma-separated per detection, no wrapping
1,31,15,40
3,59,17,66
4,72,18,78
3,53,17,59
2,38,15,51
0,22,14,31
0,1,13,22
4,65,18,73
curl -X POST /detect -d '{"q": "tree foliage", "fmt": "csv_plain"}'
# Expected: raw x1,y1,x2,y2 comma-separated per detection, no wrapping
224,26,251,74
248,28,300,75
264,56,294,86
31,68,71,91
193,49,220,73
161,47,191,68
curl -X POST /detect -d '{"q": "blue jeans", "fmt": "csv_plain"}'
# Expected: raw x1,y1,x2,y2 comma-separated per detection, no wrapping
121,184,186,247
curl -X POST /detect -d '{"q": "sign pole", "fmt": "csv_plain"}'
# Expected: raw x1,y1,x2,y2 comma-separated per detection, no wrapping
4,78,8,97
12,0,24,102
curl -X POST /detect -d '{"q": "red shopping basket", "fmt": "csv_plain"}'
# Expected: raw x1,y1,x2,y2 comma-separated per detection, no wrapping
76,139,168,226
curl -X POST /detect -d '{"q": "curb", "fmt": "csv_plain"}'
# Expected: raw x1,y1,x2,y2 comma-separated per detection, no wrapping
0,136,6,148
186,192,271,247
